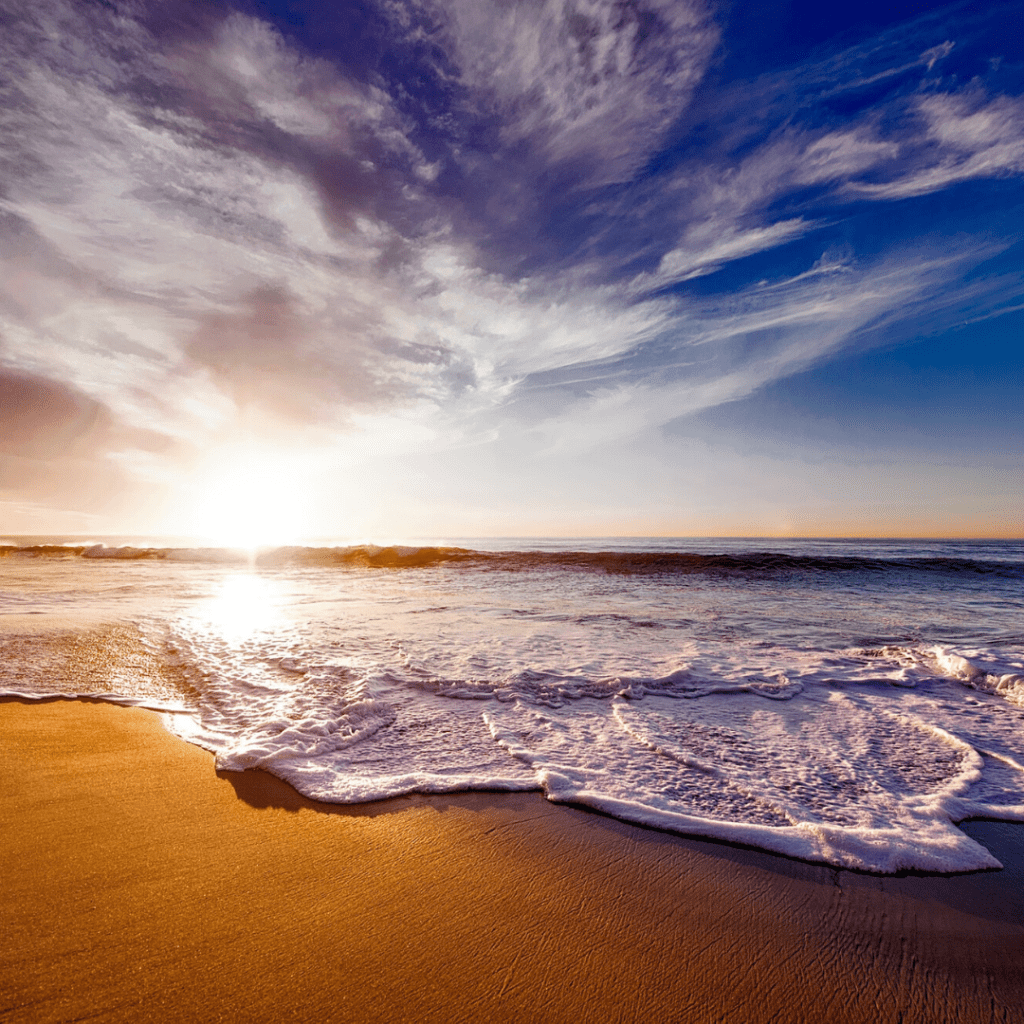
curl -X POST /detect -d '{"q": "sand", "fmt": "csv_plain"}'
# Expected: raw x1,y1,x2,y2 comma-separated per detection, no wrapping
2,698,1023,1024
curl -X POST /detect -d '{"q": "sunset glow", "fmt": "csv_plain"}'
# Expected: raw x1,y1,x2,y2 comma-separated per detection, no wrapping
4,8,1024,1022
184,447,315,548
0,0,1020,539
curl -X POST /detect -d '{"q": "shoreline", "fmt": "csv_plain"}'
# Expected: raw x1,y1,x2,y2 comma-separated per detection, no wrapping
2,698,1023,1023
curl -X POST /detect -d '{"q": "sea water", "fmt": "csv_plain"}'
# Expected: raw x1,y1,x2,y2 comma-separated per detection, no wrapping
2,537,1023,874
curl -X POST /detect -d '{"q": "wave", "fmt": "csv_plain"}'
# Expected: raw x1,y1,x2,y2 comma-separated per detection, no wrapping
4,555,1024,874
3,542,1023,579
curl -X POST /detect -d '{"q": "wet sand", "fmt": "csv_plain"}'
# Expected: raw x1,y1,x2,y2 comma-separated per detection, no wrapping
2,698,1023,1024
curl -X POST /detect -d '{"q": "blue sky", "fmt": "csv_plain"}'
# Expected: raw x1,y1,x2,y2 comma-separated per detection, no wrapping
0,0,1021,538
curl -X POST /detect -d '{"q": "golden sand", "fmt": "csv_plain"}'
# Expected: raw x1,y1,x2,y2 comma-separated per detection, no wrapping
2,698,1023,1023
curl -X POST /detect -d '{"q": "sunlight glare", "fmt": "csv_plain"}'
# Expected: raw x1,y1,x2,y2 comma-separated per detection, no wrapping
203,573,286,639
187,445,314,548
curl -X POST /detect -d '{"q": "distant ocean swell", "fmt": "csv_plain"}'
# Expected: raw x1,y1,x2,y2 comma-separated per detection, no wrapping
3,543,1023,579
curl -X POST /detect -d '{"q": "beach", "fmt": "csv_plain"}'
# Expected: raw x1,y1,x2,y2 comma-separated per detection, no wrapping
4,0,1024,1013
3,697,1023,1024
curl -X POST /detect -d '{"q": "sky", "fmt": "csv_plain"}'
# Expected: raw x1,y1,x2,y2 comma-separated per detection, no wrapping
1,0,1022,541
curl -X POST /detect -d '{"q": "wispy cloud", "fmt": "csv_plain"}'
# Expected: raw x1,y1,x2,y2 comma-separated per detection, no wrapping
631,218,814,291
432,0,719,182
506,241,1008,454
847,91,1024,199
0,0,1022,527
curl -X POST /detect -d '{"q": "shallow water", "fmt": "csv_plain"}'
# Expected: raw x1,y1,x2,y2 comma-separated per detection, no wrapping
3,537,1023,873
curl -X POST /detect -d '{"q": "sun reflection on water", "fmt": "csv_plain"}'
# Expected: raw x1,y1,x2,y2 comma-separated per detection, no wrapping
202,573,286,639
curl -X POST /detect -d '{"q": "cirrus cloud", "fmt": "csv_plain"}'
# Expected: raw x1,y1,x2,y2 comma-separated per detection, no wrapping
0,0,1022,532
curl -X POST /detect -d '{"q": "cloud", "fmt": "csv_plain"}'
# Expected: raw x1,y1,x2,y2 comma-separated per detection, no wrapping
0,366,171,523
0,0,1022,529
433,0,719,182
0,369,114,460
633,218,813,290
0,3,447,429
505,242,1006,454
921,40,955,71
0,0,701,451
847,91,1024,199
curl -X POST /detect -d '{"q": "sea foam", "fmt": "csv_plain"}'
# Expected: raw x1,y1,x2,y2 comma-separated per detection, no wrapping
3,539,1024,873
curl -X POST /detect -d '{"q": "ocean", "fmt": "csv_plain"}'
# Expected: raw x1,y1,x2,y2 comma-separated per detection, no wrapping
3,536,1023,875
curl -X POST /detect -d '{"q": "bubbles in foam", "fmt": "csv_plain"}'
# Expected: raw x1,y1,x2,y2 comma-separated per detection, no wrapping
3,539,1024,873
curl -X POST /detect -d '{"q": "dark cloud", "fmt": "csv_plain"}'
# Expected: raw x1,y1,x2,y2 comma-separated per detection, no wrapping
185,285,388,424
0,366,175,459
0,366,175,522
0,369,112,460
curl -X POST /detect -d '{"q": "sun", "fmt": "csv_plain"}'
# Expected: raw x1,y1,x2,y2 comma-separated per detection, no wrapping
185,445,314,548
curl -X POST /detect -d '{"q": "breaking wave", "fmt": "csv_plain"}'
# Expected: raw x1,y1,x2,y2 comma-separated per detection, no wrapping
3,536,1023,874
3,542,1023,580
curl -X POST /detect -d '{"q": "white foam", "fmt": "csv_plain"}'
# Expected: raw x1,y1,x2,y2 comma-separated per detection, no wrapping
481,692,1005,873
134,571,1024,873
5,551,1024,874
0,689,192,713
